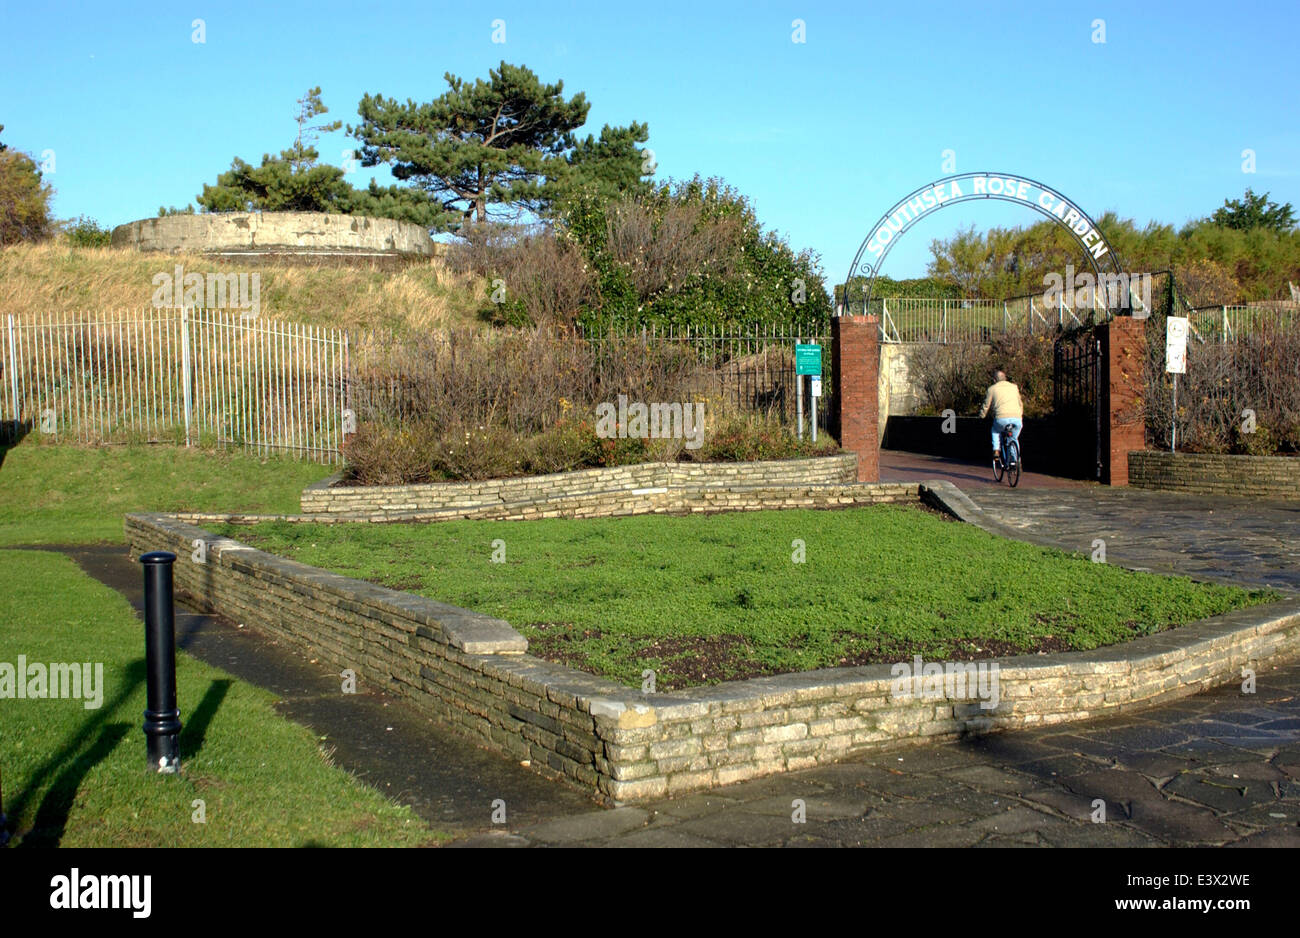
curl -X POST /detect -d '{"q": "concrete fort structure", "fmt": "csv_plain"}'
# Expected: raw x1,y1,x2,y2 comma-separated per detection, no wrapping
111,211,439,260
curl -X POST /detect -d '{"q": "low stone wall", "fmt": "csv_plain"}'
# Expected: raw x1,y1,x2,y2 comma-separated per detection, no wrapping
125,489,1300,805
300,455,859,515
196,482,919,528
1129,451,1300,499
111,211,437,257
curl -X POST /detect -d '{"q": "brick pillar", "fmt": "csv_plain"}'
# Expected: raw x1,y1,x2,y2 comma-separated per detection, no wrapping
831,315,879,483
1099,316,1147,485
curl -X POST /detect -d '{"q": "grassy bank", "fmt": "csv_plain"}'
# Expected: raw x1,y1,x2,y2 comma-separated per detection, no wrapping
0,440,330,545
220,506,1276,690
0,242,483,333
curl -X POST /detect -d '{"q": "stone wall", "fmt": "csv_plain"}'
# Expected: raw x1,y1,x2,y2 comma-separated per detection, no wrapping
110,211,437,258
300,455,859,515
1129,451,1300,499
124,483,1300,805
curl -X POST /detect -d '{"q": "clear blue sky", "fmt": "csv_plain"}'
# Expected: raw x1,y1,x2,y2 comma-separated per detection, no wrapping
4,0,1297,284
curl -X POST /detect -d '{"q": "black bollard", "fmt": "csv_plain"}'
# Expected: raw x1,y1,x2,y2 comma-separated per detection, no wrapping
140,551,183,774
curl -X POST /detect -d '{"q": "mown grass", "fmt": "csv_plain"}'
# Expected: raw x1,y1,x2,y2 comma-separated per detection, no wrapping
220,507,1277,690
0,439,330,546
0,548,445,847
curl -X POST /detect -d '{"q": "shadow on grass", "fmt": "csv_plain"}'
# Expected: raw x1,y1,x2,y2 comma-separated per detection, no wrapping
10,673,234,846
7,658,146,840
0,420,31,472
181,679,230,761
18,723,131,848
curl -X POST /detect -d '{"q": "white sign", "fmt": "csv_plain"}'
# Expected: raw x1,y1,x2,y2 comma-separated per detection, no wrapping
1166,316,1188,374
810,376,822,397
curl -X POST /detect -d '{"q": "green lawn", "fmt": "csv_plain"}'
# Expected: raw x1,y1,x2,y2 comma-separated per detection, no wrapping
220,507,1277,690
0,441,446,846
0,440,330,546
0,548,444,847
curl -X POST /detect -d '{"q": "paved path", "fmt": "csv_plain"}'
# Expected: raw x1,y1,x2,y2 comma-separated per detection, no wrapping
881,448,1090,492
49,469,1300,847
885,449,1300,591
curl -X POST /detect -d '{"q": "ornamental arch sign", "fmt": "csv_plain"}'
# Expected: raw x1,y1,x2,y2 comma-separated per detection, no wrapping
841,172,1130,316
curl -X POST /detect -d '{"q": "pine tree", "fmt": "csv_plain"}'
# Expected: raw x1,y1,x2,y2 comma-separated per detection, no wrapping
352,62,645,226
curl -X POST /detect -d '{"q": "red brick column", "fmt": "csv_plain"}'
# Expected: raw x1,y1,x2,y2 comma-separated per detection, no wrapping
831,315,879,483
1099,317,1147,485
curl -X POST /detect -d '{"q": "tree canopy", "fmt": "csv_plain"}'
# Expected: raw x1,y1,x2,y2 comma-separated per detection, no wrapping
351,62,649,227
192,88,451,228
1210,188,1296,233
0,137,55,245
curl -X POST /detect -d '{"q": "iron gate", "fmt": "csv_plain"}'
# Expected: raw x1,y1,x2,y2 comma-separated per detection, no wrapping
1053,329,1102,480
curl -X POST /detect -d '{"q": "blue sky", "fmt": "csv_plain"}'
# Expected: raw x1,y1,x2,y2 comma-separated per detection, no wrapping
3,0,1297,284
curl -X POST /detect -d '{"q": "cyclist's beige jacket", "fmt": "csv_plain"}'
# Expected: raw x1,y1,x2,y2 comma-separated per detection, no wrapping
979,380,1023,420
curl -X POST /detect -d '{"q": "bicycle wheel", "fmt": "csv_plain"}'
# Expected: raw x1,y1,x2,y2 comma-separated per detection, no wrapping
992,443,1005,482
1006,439,1021,487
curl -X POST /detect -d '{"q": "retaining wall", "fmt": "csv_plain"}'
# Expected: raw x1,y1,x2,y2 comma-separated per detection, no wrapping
1129,451,1300,499
124,480,1300,804
300,455,859,515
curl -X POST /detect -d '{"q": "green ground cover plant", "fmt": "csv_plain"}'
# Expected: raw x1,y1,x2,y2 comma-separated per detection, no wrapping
221,506,1275,690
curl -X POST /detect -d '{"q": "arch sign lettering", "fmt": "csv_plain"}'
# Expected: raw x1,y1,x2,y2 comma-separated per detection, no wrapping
843,172,1129,315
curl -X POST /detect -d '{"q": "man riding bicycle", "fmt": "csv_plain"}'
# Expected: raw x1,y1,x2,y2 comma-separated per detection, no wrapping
978,369,1023,469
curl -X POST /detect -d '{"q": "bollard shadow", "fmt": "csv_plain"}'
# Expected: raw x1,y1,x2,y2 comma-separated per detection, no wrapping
18,722,131,848
0,419,31,471
5,658,146,837
180,679,230,761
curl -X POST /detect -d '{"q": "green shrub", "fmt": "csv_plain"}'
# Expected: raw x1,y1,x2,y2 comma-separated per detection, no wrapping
63,215,112,247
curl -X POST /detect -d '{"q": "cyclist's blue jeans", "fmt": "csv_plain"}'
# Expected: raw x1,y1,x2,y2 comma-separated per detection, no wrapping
992,417,1022,456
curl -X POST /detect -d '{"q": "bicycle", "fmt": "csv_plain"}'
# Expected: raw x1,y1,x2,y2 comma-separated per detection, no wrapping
992,424,1021,488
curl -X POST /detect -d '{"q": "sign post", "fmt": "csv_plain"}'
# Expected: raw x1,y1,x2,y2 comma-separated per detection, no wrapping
795,343,822,442
1166,316,1188,453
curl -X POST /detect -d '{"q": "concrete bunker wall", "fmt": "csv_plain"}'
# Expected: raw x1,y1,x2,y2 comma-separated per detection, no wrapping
110,211,437,258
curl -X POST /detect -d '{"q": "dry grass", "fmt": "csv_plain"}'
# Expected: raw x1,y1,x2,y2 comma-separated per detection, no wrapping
0,241,486,333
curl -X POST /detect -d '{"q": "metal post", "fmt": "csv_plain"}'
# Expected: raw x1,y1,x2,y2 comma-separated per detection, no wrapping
1171,372,1178,454
6,315,18,423
180,308,193,447
140,551,182,774
796,371,804,440
810,379,818,443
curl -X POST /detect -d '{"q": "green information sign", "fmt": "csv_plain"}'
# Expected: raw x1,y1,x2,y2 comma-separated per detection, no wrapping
795,343,822,376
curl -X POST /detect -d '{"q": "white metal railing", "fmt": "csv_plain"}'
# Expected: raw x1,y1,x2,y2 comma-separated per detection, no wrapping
1184,304,1299,344
1,309,349,462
